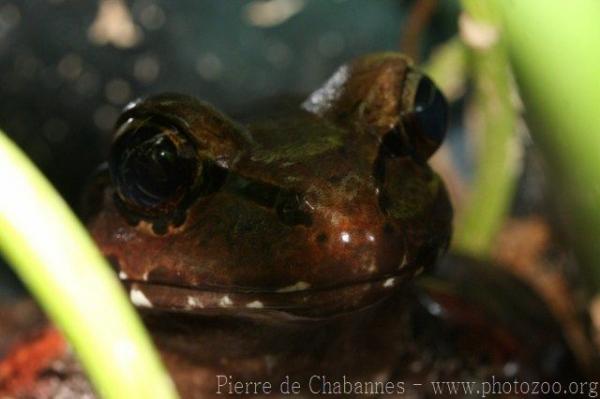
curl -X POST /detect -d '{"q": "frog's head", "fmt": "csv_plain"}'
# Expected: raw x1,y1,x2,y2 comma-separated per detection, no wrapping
86,53,452,319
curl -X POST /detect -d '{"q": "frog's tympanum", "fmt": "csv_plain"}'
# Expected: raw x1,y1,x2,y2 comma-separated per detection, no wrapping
0,53,580,398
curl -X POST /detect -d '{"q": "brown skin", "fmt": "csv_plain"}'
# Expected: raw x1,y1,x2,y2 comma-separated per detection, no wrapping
83,53,578,397
0,53,579,398
87,53,452,319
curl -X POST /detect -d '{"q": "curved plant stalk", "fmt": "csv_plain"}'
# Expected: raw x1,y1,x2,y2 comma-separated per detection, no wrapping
451,0,520,258
0,132,179,399
423,37,467,103
497,1,600,295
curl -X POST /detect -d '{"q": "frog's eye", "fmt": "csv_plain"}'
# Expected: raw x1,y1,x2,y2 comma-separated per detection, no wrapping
109,117,199,217
402,75,448,159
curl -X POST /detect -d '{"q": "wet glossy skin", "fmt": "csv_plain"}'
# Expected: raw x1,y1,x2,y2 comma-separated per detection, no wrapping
0,53,580,399
87,52,452,319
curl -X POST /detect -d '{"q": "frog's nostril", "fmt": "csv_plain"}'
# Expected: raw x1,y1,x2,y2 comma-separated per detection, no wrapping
315,232,328,244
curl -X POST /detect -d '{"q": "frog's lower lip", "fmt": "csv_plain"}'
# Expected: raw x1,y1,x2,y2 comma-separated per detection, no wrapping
125,272,412,319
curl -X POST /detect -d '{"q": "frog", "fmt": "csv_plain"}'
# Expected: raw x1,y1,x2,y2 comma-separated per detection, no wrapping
0,53,581,398
88,52,453,320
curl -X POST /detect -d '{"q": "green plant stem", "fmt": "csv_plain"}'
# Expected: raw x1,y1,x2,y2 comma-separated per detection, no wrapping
452,0,519,257
423,37,467,102
497,1,600,293
0,132,179,399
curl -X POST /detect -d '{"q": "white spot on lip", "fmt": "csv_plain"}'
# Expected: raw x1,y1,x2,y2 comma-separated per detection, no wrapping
277,281,310,293
383,277,395,288
246,300,264,309
187,296,204,309
118,270,128,280
340,231,351,243
130,288,152,308
219,295,233,307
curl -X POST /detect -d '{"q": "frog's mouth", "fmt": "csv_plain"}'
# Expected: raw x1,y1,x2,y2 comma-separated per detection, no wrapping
123,270,413,319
